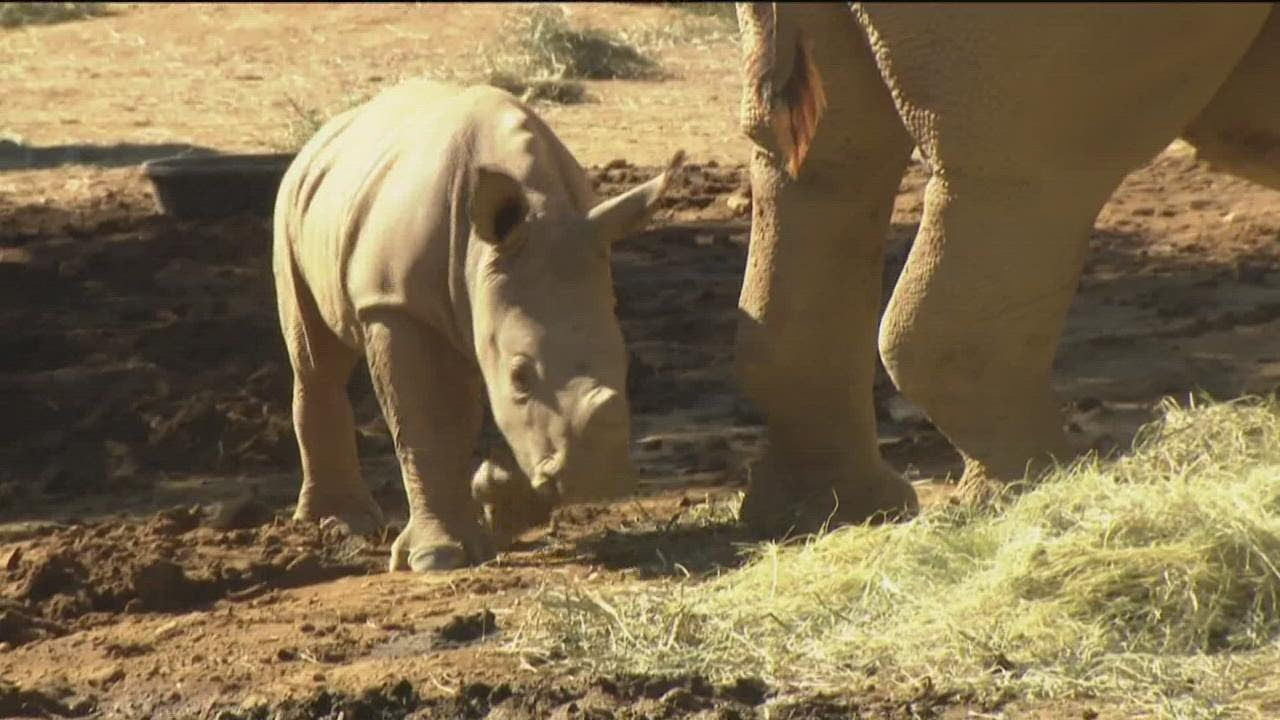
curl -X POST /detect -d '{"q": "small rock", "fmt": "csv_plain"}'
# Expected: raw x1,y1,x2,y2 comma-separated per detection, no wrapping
150,506,202,536
88,665,125,688
885,395,928,424
661,686,700,711
704,436,731,453
1072,396,1103,414
436,610,498,644
719,677,768,706
153,618,184,640
726,187,751,216
130,558,196,610
205,494,272,531
283,553,324,584
639,437,664,452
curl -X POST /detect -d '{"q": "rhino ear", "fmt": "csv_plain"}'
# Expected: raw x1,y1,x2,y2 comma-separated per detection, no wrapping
587,150,686,244
470,164,531,248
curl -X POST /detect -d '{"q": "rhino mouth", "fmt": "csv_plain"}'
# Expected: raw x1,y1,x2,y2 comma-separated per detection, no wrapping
531,454,565,502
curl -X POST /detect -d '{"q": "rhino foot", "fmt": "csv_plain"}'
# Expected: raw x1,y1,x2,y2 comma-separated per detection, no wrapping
389,515,495,572
471,457,554,551
293,488,387,537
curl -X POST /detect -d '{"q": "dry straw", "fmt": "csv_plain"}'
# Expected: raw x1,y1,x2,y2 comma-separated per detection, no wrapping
511,396,1280,719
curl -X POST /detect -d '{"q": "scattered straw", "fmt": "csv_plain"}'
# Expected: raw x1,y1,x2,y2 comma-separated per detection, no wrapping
512,396,1280,718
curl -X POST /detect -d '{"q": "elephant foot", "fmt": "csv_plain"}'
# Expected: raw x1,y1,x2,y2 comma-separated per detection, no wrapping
738,455,800,536
293,485,386,537
796,468,919,534
953,448,1070,509
740,453,918,538
389,514,495,572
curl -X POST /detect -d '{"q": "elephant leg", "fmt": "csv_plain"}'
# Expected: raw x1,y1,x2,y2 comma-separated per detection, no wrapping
1182,8,1280,191
361,311,493,572
735,3,916,536
879,171,1114,499
278,261,385,535
858,3,1271,499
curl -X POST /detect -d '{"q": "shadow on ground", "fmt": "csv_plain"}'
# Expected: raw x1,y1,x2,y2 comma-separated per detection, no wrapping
0,141,221,171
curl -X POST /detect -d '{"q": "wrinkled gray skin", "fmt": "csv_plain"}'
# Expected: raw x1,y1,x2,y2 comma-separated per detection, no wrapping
274,79,685,571
734,2,1280,535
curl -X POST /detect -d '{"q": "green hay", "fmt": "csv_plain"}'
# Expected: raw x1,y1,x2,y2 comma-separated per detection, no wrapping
512,396,1280,718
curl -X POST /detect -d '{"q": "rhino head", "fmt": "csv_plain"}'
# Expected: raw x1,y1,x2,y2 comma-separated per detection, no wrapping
468,151,685,510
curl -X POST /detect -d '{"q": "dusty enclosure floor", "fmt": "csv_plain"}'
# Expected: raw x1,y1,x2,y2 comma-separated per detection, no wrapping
4,4,1280,719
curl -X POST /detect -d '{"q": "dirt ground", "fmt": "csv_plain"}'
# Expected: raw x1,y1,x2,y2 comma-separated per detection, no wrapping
4,4,1280,719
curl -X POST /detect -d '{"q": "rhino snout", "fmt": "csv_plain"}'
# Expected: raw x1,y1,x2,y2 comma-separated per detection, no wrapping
525,385,634,503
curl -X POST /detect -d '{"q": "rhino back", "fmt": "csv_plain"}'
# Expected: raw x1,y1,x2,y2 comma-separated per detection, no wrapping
278,81,485,352
278,80,597,358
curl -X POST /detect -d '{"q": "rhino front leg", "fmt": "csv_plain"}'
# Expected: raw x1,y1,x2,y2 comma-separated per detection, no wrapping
361,312,494,572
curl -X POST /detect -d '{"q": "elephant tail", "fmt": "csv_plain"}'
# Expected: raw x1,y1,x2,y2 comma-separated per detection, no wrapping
738,2,827,178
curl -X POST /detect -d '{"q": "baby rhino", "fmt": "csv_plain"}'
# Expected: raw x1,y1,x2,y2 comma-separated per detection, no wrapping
273,79,684,572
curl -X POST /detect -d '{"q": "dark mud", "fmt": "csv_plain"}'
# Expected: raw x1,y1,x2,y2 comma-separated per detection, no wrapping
0,161,764,512
192,673,954,720
1,508,385,648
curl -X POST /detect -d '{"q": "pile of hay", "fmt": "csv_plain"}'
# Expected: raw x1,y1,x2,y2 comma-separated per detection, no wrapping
513,397,1280,716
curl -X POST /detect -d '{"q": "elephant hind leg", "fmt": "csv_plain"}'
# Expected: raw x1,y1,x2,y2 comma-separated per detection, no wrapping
879,170,1118,500
1182,9,1280,190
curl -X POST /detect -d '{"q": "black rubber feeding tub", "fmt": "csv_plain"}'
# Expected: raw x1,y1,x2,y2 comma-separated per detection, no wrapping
142,153,296,221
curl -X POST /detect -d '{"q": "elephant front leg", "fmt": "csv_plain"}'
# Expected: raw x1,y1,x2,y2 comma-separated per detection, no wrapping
361,312,493,572
736,143,916,536
732,1,920,536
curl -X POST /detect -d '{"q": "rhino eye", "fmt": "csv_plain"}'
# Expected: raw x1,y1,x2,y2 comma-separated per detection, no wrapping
510,356,537,399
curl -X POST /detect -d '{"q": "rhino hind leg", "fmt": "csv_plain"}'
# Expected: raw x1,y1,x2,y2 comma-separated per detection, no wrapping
360,311,495,572
278,262,386,536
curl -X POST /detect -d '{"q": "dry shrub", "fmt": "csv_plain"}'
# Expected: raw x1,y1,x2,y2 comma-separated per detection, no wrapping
0,2,107,28
513,396,1280,718
477,5,663,105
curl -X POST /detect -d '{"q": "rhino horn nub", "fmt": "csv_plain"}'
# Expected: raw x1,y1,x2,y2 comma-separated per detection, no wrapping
587,150,687,244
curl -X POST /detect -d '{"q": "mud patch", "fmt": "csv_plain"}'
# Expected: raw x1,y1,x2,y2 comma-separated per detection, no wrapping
0,507,384,648
0,161,755,510
437,609,499,645
204,673,900,720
